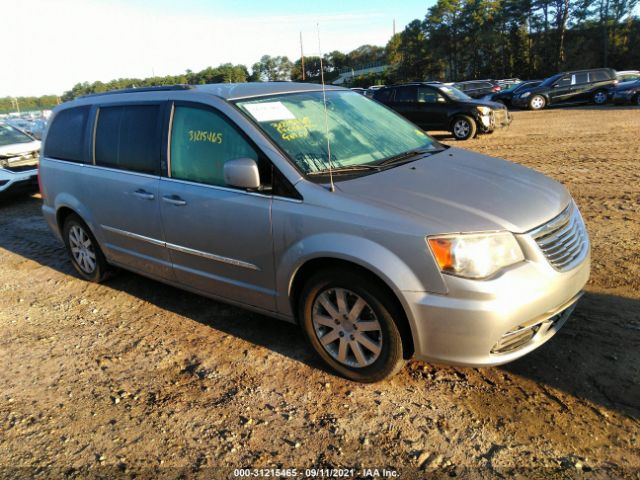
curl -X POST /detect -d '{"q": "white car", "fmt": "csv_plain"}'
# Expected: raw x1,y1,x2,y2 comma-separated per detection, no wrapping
0,124,41,198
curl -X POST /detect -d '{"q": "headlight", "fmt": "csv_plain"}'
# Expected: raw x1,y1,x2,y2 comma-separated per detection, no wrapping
520,92,531,98
427,232,524,279
476,106,491,115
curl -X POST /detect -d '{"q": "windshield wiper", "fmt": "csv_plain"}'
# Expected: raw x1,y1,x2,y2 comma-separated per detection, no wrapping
377,148,441,167
307,164,383,176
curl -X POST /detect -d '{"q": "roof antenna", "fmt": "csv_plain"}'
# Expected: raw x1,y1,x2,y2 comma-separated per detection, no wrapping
317,22,335,193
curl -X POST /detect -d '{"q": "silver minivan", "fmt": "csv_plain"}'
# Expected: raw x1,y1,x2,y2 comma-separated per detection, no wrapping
40,83,590,382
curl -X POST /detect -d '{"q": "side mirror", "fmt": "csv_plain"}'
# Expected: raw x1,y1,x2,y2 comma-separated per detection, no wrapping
224,158,261,189
437,96,446,103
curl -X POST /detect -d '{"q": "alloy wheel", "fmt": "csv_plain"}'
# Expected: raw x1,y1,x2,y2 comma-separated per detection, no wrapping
453,119,471,138
69,225,97,274
594,91,607,104
530,96,545,110
312,288,383,368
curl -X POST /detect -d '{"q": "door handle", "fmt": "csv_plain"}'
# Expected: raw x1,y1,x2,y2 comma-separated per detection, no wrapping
162,194,187,206
133,189,155,200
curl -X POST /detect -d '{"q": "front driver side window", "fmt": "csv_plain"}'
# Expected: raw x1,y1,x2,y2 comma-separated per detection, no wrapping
170,105,258,187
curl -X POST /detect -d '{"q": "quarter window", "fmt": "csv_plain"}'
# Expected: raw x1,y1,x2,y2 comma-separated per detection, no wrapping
590,70,608,82
95,105,160,174
169,105,258,187
44,106,90,163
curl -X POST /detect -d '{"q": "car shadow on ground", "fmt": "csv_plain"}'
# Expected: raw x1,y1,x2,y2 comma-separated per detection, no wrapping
1,195,639,419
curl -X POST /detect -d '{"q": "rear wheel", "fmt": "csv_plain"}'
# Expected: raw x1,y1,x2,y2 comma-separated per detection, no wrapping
592,90,608,105
62,214,110,282
451,115,477,141
298,269,405,382
529,95,546,110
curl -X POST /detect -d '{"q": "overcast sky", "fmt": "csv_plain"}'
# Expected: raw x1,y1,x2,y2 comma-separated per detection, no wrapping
2,0,432,97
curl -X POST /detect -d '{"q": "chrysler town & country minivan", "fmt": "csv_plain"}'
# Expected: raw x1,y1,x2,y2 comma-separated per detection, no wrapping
40,83,590,382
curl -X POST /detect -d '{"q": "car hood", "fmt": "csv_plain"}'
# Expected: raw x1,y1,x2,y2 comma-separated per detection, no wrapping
613,80,640,92
336,147,570,234
0,140,41,157
460,98,506,110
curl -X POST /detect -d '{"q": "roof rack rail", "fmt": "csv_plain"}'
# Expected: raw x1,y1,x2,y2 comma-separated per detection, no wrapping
79,84,193,99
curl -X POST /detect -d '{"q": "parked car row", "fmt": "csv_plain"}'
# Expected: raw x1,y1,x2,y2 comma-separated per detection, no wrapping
439,68,639,111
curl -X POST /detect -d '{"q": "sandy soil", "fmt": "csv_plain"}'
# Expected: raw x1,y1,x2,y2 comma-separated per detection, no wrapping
0,106,639,479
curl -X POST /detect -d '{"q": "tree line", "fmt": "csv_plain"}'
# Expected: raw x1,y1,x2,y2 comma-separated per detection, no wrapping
1,0,637,112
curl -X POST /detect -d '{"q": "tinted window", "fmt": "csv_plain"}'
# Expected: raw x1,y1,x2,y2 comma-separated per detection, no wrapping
590,70,609,82
574,72,589,84
170,105,258,187
556,76,572,87
95,105,160,174
44,106,89,162
395,86,417,103
417,87,443,103
373,88,393,102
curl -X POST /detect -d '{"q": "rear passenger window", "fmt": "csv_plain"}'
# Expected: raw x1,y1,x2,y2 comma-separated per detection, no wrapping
169,105,258,187
95,105,160,174
44,106,90,162
395,86,417,103
573,73,589,84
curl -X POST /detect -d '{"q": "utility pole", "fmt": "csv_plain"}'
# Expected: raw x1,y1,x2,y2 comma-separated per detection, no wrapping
12,97,20,115
300,31,305,81
393,18,396,36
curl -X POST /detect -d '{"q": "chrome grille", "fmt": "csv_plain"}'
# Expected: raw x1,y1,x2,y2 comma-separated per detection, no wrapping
529,202,589,271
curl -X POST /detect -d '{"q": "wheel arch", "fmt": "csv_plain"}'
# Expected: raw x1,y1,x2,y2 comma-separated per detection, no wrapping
288,256,417,359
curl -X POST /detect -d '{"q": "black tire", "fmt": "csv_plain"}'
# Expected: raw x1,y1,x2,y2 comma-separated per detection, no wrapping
529,95,546,110
62,214,111,282
451,115,477,141
298,268,405,383
592,89,608,105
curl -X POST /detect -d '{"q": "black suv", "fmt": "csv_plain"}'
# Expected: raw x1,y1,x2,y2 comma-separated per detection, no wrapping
511,68,617,110
452,80,502,99
373,83,512,140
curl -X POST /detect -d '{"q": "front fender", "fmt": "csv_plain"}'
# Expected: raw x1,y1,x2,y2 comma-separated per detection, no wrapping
276,232,427,315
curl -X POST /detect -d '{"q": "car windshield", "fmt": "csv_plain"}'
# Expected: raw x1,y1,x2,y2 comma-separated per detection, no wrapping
236,90,438,174
0,124,34,147
437,86,472,101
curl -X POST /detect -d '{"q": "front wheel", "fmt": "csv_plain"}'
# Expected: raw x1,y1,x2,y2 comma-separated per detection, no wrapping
593,90,608,105
62,214,111,282
451,115,477,141
529,95,546,110
298,269,405,382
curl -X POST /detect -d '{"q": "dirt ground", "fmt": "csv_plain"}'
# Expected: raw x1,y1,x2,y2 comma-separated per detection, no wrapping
0,106,639,480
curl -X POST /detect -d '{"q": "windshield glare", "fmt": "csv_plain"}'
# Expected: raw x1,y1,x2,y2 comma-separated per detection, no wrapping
0,124,34,147
236,90,438,174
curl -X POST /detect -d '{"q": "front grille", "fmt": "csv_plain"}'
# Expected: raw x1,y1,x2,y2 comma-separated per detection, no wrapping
529,202,589,271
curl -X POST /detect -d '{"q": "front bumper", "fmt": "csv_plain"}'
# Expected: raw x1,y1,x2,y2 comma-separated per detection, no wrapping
478,109,512,133
404,237,590,367
0,169,38,198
